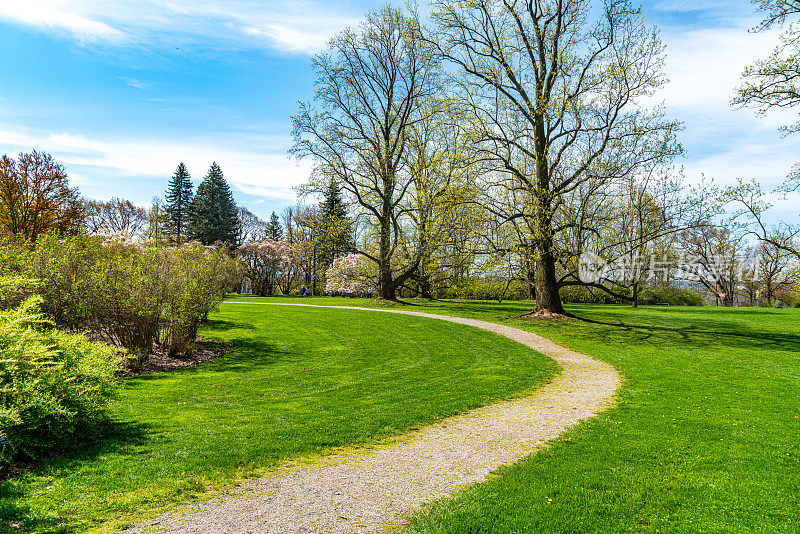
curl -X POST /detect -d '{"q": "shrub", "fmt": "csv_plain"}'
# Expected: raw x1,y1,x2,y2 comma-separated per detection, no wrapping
0,297,121,460
18,234,240,363
639,285,704,306
160,243,241,356
436,278,529,302
560,284,703,306
560,285,623,304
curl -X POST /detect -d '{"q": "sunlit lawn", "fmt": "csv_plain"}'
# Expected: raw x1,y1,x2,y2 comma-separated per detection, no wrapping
0,302,556,533
257,296,800,532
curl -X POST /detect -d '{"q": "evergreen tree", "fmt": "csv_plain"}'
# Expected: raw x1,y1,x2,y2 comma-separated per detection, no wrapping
268,211,283,240
165,162,193,242
318,180,354,268
188,162,239,246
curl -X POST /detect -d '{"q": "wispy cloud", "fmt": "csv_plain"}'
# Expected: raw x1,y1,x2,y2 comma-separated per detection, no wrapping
0,125,312,203
0,0,359,55
122,78,148,89
646,14,800,199
0,2,124,43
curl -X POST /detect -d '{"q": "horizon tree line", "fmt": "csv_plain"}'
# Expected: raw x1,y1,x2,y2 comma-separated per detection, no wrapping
2,0,799,308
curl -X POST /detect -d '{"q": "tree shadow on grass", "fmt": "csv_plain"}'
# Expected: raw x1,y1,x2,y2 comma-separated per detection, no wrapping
567,309,800,354
208,338,295,372
393,299,536,319
124,338,294,382
202,318,256,332
0,419,150,534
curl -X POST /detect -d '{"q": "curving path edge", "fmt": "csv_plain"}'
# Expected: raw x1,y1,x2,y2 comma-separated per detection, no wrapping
131,303,621,534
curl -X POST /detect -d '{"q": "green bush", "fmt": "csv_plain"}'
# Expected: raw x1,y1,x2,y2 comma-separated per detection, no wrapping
560,285,623,304
437,278,529,302
560,284,703,306
160,243,242,356
18,234,241,364
639,285,704,306
0,297,121,460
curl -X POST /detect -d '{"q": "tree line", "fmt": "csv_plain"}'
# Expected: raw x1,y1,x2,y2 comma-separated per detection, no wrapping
288,0,800,310
2,0,799,310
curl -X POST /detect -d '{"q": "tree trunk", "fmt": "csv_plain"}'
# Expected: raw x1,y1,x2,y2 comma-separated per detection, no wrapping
530,112,564,315
632,282,639,308
417,274,433,299
534,248,565,314
378,215,395,300
527,259,537,300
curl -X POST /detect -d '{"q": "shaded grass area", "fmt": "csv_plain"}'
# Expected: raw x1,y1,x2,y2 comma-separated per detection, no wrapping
0,303,556,533
257,298,800,533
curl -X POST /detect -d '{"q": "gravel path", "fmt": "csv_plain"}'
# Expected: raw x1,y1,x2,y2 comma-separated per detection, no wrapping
130,303,621,534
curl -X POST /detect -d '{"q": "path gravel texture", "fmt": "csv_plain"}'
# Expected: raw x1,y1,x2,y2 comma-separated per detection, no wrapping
131,303,621,534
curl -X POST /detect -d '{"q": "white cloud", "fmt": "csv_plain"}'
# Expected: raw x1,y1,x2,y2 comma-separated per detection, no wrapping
0,126,313,203
0,0,359,54
655,21,778,112
0,1,124,42
122,78,148,89
645,15,800,206
652,0,738,12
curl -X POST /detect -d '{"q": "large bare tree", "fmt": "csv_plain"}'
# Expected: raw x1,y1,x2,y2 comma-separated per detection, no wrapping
84,197,148,238
291,6,441,300
431,0,681,313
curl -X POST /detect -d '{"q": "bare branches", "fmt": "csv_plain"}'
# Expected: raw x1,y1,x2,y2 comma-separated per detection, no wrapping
431,0,681,311
291,7,441,299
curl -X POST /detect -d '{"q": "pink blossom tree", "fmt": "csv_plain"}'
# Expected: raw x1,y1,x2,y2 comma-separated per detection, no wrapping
324,254,375,296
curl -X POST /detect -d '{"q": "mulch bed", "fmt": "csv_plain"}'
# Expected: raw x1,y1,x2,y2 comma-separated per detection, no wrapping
516,309,574,320
116,337,229,377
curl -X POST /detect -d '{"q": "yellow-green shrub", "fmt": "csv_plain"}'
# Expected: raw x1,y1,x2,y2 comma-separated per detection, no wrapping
0,297,121,460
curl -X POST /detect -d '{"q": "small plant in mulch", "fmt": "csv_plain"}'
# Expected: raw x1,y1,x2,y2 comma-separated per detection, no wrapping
116,337,229,377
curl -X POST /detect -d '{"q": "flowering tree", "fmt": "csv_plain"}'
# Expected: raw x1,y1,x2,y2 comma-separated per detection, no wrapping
238,240,295,296
325,254,375,296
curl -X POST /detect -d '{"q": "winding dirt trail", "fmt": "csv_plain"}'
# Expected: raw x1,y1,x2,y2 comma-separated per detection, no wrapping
131,303,621,534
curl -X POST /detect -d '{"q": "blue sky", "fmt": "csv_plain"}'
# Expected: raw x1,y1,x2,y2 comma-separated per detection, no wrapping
0,0,798,221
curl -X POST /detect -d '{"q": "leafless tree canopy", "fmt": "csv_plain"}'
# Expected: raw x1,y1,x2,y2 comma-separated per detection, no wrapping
84,197,148,238
292,6,443,300
431,0,682,312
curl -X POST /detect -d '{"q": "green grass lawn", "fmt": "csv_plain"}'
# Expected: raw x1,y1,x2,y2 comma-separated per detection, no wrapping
261,296,800,532
0,302,556,533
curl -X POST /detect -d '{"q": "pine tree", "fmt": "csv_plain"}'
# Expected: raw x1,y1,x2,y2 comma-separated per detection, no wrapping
268,211,283,240
188,162,239,246
318,180,354,268
165,162,193,243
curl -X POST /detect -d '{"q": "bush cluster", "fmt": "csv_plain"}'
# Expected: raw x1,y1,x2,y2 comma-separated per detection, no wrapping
0,295,121,460
13,234,241,364
436,279,529,302
560,284,703,306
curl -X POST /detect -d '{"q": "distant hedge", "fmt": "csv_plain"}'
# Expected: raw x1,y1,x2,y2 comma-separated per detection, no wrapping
560,285,703,306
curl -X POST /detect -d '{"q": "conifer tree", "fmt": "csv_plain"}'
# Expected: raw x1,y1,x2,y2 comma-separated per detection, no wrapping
268,211,283,240
165,162,193,242
318,180,354,269
188,162,239,246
